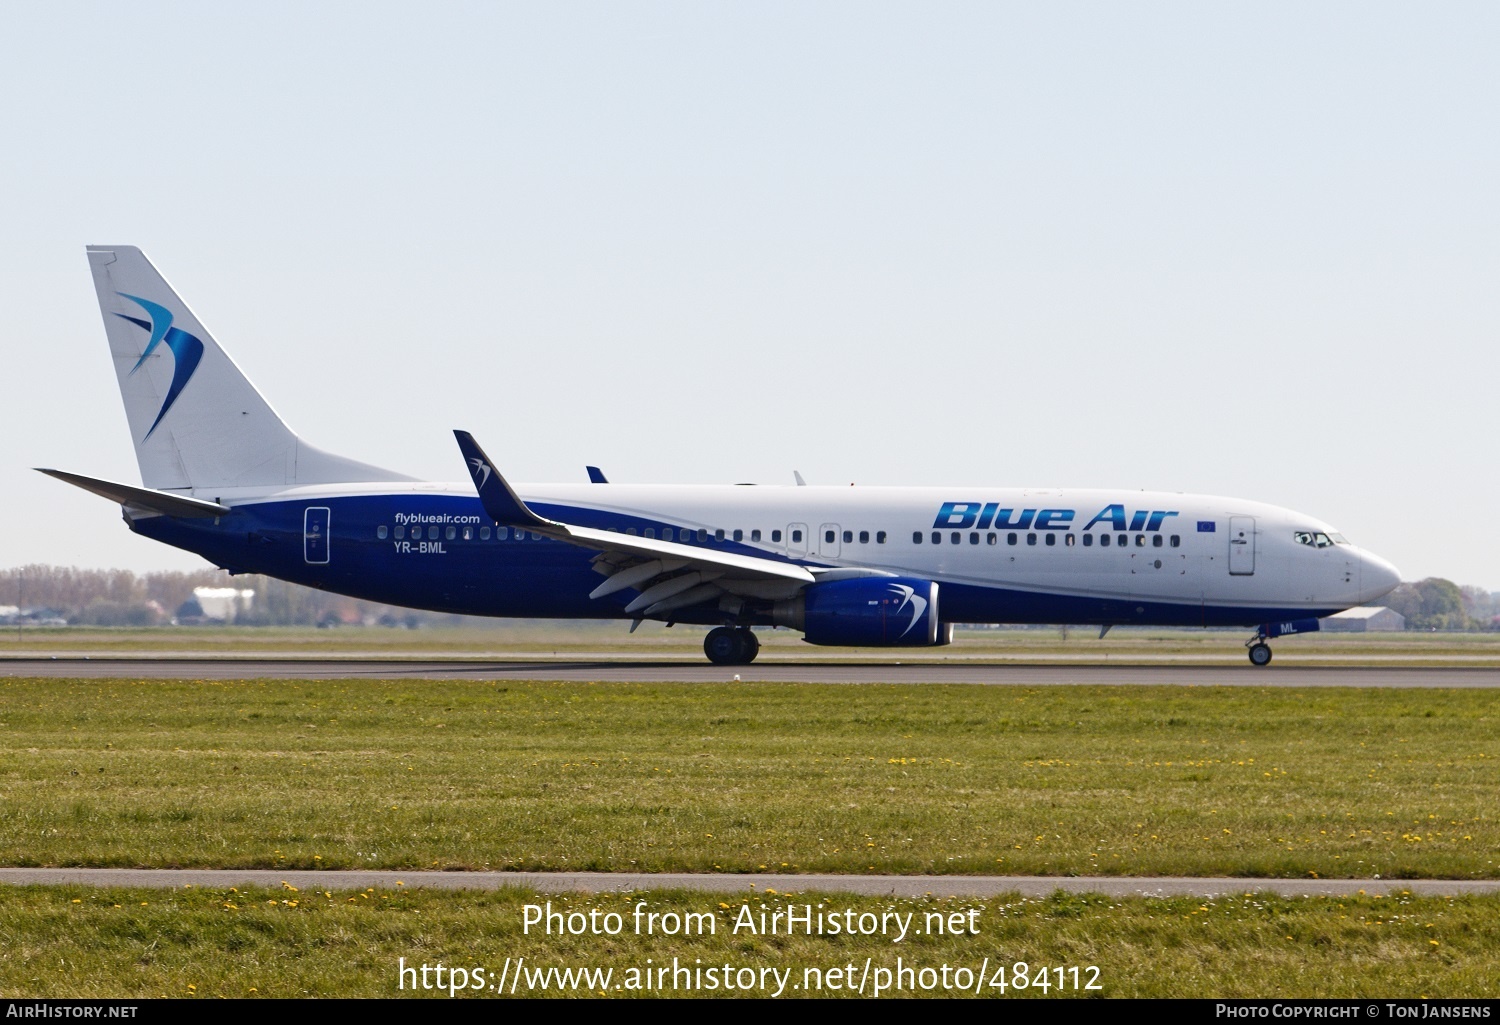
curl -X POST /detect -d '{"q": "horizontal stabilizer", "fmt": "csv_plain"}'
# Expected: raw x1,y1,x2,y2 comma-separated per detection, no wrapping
36,468,229,518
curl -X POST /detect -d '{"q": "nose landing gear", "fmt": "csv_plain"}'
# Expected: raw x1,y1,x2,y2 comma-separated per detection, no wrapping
1247,639,1273,666
1246,617,1322,666
705,626,760,666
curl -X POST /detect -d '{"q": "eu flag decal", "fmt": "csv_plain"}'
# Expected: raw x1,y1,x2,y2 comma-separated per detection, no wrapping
1197,521,1216,532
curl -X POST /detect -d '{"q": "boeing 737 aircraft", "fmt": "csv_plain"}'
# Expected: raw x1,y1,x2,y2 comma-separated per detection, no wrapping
41,246,1401,665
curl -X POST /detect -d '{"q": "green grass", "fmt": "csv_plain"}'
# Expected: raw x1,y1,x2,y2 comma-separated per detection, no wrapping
2,884,1497,997
2,678,1497,877
4,623,1499,663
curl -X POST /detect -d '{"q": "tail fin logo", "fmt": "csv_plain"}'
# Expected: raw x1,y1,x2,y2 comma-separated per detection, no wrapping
115,292,204,440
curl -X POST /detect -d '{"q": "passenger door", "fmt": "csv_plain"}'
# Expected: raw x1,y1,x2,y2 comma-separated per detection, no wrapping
304,507,331,564
1228,516,1255,575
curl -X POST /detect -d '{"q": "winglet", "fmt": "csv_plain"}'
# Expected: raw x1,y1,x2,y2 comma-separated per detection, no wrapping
453,431,558,530
586,465,609,484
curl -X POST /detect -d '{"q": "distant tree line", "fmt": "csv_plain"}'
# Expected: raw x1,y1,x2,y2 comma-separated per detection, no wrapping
1376,579,1499,632
0,565,462,628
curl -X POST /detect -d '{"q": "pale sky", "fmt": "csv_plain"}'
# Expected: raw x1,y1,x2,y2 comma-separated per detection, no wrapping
2,2,1496,588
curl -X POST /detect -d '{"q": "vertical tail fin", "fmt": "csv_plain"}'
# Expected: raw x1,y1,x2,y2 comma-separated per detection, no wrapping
87,246,412,490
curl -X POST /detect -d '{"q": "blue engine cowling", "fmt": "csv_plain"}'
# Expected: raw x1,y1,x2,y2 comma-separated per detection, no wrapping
778,577,944,647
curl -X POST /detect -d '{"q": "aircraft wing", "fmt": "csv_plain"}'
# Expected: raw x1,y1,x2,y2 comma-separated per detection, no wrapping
454,432,814,618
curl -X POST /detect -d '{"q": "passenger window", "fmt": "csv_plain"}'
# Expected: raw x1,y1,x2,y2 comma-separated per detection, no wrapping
1099,534,1109,547
1170,535,1180,547
1152,534,1163,548
843,530,853,544
986,532,996,545
1027,533,1037,546
751,529,762,542
1008,533,1017,545
394,525,405,539
1083,533,1093,547
876,531,887,544
1117,534,1127,547
644,528,656,539
429,526,439,540
1135,534,1145,547
662,528,673,541
967,532,977,545
497,527,509,540
913,531,923,544
932,532,942,545
480,526,491,540
1065,534,1075,546
825,530,835,544
716,529,725,542
791,529,802,543
771,529,781,543
859,530,869,544
1045,533,1056,546
377,525,388,539
626,527,638,536
951,532,961,545
697,529,708,542
733,529,743,542
462,526,473,541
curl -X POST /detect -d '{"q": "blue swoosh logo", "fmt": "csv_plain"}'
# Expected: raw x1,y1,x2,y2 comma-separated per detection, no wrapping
115,292,204,440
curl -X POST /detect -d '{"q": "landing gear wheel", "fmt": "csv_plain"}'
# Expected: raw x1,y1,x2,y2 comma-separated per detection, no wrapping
704,627,760,665
735,628,760,665
1248,642,1272,667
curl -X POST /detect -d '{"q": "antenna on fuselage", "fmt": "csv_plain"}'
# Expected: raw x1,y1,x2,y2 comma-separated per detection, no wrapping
793,470,807,486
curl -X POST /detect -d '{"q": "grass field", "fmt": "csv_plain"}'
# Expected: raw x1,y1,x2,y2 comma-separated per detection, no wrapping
4,623,1500,663
2,677,1496,877
2,884,1496,998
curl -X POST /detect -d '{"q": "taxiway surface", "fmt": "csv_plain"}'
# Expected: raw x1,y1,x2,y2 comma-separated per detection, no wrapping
4,657,1500,686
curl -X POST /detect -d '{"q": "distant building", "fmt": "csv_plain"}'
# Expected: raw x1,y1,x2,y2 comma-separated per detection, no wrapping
191,587,255,623
1322,606,1405,632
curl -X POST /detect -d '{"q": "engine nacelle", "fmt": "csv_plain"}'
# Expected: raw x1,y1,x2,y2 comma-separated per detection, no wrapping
774,577,946,647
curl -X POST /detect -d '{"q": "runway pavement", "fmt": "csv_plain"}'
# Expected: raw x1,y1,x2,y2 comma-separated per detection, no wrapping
4,656,1500,686
1,868,1495,898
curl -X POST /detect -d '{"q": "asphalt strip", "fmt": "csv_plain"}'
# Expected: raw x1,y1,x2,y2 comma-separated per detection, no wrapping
1,869,1496,898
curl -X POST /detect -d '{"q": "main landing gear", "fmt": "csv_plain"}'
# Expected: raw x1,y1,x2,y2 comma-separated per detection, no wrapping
705,626,760,666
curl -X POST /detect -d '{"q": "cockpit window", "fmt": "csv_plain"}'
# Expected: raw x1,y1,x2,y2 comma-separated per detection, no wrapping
1329,532,1349,545
1294,530,1336,548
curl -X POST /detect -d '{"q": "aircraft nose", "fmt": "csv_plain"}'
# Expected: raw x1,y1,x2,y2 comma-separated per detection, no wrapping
1360,551,1402,602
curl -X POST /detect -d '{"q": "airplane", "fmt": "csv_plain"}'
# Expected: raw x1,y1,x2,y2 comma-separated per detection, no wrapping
40,246,1402,667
